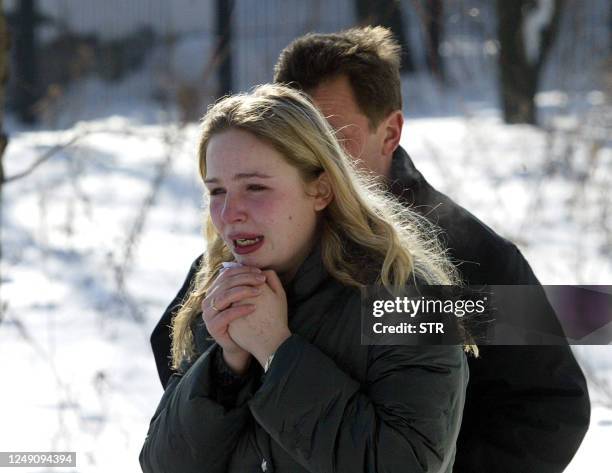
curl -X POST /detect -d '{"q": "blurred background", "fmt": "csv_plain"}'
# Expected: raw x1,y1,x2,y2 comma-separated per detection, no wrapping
0,1,610,471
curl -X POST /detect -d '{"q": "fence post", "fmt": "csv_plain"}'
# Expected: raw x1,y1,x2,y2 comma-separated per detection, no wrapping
216,0,234,97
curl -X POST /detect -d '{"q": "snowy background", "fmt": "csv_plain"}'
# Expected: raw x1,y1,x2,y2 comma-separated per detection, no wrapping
1,1,611,472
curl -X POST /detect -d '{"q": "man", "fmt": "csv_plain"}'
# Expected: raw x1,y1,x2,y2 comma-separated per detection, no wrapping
150,27,589,473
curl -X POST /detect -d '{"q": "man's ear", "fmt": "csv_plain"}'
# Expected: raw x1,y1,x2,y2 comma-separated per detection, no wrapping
380,110,404,158
311,172,334,211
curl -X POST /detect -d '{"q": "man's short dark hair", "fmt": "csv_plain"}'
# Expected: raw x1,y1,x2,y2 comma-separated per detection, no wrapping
274,26,402,129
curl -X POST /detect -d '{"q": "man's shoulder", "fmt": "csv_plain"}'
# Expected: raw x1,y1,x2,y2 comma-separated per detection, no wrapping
390,147,533,285
421,187,526,285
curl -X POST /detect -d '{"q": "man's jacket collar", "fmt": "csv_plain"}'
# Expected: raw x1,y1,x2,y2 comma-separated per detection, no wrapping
386,145,427,204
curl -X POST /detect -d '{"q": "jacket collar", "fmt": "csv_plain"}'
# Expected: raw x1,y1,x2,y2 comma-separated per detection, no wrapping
386,145,426,203
284,240,331,304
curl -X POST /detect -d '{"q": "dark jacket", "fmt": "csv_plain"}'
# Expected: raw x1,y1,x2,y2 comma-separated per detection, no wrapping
141,244,469,473
387,148,590,473
149,146,590,472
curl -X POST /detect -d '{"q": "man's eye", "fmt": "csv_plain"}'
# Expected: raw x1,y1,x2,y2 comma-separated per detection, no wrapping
209,188,225,196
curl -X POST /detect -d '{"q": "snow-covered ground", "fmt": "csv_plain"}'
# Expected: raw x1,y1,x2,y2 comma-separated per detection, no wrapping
1,20,611,472
1,84,610,472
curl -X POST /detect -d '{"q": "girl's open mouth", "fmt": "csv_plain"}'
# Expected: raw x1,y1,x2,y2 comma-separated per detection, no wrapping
233,236,264,255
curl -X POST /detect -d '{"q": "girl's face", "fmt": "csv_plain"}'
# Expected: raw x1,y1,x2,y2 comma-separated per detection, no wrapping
205,128,327,281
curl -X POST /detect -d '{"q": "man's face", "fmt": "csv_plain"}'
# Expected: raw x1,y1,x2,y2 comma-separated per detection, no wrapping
308,75,388,177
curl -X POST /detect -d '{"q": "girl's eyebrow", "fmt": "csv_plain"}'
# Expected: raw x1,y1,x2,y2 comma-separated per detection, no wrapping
204,172,272,184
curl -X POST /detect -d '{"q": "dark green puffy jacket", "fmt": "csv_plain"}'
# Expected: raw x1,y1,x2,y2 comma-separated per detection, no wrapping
140,245,469,473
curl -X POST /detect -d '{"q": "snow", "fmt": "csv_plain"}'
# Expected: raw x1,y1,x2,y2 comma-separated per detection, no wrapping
1,119,202,473
3,88,610,472
1,3,611,471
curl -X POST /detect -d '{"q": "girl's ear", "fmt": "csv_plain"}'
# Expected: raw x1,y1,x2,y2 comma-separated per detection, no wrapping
311,172,334,211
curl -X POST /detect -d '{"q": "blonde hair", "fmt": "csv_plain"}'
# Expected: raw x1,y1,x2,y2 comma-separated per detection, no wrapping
172,84,472,368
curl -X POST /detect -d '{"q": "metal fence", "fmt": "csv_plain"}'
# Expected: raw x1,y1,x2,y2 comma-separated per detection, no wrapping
5,0,610,125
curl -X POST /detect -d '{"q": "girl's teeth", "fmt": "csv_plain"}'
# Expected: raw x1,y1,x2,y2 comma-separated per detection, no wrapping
236,238,260,247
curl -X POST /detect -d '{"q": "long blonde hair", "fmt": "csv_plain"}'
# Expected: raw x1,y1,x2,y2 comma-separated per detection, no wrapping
172,84,467,368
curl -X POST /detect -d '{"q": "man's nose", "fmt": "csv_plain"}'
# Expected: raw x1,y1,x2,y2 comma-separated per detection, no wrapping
220,193,247,224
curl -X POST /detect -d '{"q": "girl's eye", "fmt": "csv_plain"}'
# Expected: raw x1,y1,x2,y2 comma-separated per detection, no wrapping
209,188,225,196
247,184,267,191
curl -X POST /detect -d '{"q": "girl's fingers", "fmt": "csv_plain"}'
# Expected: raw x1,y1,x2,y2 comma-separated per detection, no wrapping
262,270,284,295
202,284,259,322
202,266,264,323
206,304,255,335
214,285,261,311
216,272,267,293
216,266,262,286
201,292,221,323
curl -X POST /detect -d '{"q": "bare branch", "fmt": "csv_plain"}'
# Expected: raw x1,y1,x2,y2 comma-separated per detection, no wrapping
2,132,83,183
111,125,183,324
2,127,152,184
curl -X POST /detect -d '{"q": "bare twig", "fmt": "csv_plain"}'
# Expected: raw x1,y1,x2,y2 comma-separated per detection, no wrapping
3,133,85,184
2,309,79,442
111,125,184,324
2,127,152,184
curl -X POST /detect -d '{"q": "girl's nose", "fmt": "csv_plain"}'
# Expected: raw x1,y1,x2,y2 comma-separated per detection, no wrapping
220,193,247,224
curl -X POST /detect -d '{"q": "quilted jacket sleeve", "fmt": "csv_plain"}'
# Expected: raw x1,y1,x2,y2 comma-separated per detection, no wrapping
139,344,258,473
249,334,468,473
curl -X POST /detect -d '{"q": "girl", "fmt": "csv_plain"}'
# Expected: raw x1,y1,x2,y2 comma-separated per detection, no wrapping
140,84,469,473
